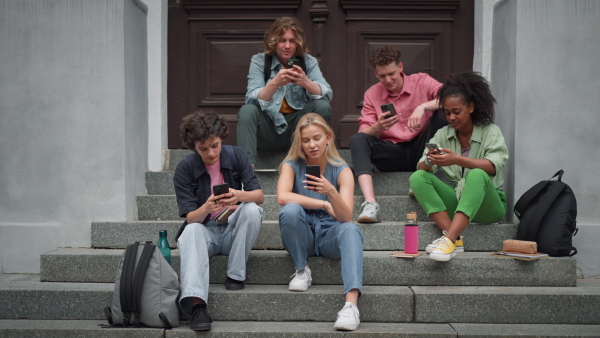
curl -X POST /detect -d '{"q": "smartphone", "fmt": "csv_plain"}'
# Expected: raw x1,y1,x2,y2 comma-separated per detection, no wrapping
287,58,300,68
213,183,230,197
215,207,233,223
305,165,320,181
381,103,397,117
426,143,440,153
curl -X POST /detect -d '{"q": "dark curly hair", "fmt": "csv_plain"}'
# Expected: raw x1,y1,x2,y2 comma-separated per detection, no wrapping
437,72,496,125
179,112,228,150
369,46,401,68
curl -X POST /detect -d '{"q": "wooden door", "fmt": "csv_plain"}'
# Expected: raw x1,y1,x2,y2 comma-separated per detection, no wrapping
168,0,473,148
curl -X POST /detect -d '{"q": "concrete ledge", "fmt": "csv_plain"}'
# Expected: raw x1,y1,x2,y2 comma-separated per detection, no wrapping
0,320,163,337
91,220,517,252
414,285,600,324
41,249,576,287
451,323,600,337
137,195,426,221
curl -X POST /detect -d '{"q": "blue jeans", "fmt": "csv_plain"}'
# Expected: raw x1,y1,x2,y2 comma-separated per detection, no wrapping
177,202,262,313
279,203,363,294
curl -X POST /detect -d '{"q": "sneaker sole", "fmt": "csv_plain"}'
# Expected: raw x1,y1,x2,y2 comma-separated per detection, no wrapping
334,322,359,331
190,323,211,331
426,246,464,254
288,283,311,292
429,251,456,262
356,216,379,223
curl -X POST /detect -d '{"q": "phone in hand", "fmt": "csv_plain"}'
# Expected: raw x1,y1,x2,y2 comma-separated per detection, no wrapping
287,58,300,68
215,207,233,223
381,103,397,117
213,183,230,198
426,143,441,153
305,165,320,181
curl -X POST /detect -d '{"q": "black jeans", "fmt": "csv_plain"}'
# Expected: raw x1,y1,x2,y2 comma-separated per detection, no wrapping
349,110,448,176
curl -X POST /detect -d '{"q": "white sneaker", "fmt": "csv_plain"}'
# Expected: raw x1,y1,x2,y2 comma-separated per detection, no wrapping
426,231,465,254
357,201,380,223
288,267,312,291
334,302,360,331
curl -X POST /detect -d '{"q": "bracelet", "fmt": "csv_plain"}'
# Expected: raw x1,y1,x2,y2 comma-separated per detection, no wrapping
419,104,426,110
425,157,433,167
322,200,328,210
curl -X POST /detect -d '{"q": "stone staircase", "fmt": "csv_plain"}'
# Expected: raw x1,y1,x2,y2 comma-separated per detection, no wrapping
1,149,600,337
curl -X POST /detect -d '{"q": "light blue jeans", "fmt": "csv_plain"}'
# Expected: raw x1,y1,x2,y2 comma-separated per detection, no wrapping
178,202,263,314
279,203,363,295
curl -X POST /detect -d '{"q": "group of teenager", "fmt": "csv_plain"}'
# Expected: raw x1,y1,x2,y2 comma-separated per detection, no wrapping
173,17,509,332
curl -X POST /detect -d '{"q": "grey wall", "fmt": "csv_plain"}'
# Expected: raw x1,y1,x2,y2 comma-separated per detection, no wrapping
0,0,148,273
492,0,600,277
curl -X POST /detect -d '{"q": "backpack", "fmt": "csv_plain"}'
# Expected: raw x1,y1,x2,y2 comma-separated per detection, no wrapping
104,241,180,328
263,54,307,84
514,169,578,256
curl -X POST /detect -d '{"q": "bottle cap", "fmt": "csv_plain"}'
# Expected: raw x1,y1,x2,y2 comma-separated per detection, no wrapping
159,230,167,237
406,212,417,222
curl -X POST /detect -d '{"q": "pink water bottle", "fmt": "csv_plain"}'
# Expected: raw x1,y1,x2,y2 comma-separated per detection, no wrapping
404,212,419,254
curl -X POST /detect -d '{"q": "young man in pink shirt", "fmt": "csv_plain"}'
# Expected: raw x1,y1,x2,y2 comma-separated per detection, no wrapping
350,46,447,223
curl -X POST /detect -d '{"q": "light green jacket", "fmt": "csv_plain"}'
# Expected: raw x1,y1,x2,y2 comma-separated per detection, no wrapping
418,123,509,200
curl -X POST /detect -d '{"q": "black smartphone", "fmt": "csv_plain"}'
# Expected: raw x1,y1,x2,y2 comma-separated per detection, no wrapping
426,143,440,153
305,165,320,181
380,103,396,117
287,58,300,68
213,183,230,197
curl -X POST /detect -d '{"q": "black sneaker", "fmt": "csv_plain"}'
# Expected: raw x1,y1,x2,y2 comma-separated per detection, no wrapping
225,276,245,290
188,306,212,331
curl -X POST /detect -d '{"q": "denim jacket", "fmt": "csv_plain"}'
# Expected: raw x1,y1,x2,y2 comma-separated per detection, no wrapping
245,53,333,134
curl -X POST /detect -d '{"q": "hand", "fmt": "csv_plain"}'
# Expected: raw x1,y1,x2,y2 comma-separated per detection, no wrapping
408,105,426,132
285,65,309,87
304,174,336,196
217,189,239,207
375,111,398,132
428,148,458,167
203,194,226,213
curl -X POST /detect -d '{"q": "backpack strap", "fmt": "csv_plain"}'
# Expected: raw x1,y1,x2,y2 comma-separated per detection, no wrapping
514,169,563,218
159,313,173,330
263,54,273,84
522,182,566,241
120,242,140,326
131,241,155,327
263,54,307,84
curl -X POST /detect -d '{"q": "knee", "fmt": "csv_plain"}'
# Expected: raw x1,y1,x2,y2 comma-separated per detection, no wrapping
179,223,208,246
337,222,363,243
279,204,304,230
237,104,261,123
465,168,488,181
311,99,332,120
409,169,429,186
237,203,262,227
349,132,369,149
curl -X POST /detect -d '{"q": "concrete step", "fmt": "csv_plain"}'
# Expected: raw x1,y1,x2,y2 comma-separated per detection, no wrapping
137,195,426,221
167,149,354,171
2,274,599,324
146,170,449,196
92,220,517,252
2,321,600,338
40,249,576,286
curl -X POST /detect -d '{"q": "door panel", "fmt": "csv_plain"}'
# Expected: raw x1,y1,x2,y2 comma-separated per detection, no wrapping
168,0,473,148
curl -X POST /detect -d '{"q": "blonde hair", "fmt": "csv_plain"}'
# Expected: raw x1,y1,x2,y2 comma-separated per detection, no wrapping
263,17,309,56
280,113,346,170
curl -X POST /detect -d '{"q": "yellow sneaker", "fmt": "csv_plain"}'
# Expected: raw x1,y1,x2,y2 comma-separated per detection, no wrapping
426,233,464,253
429,237,456,262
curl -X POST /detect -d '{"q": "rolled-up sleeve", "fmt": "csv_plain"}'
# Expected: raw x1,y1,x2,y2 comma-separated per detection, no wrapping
173,160,200,218
304,54,332,101
482,125,509,176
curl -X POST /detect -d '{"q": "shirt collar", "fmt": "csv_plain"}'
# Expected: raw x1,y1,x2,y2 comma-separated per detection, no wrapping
445,124,484,144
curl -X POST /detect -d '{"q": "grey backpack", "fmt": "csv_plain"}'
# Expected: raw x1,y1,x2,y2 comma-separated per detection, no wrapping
104,241,180,328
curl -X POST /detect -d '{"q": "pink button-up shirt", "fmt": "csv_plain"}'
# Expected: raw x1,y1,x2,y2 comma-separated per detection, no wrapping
358,72,442,143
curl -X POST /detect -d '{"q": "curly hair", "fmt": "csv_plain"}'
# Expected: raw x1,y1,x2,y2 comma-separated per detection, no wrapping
437,72,496,125
369,46,401,68
263,17,309,56
179,112,228,150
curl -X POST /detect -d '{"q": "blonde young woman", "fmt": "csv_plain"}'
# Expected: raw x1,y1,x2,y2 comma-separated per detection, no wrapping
277,113,363,331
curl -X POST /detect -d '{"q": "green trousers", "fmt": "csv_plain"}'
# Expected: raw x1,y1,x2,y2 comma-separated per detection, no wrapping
409,169,506,222
236,99,332,164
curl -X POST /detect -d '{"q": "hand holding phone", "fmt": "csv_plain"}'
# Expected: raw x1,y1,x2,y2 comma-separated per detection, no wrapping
305,165,320,182
287,58,300,68
426,143,441,153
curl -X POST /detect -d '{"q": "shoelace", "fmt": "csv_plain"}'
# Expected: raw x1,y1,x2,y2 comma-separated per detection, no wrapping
290,270,307,281
362,201,378,213
430,231,448,246
337,304,358,320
